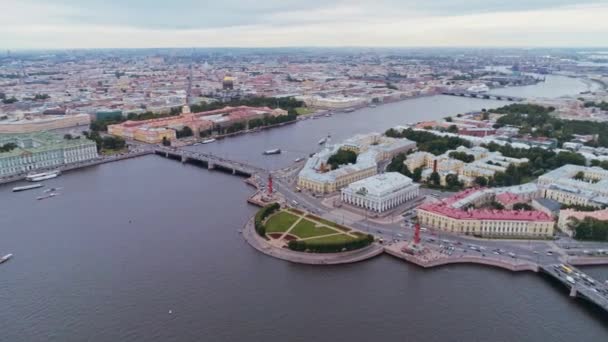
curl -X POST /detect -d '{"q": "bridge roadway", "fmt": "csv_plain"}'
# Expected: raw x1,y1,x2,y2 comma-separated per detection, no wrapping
154,147,266,177
541,264,608,312
442,91,525,102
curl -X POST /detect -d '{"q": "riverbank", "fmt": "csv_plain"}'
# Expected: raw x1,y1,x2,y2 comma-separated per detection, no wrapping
242,216,384,265
0,150,153,185
384,242,539,272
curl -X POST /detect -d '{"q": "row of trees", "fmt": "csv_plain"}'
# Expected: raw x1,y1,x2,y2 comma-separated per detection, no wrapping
254,203,280,237
327,149,357,170
82,131,126,152
448,151,475,163
571,217,608,241
385,128,472,155
288,234,374,253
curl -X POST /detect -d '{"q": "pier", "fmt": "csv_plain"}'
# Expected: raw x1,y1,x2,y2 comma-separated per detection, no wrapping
154,147,265,177
442,91,525,102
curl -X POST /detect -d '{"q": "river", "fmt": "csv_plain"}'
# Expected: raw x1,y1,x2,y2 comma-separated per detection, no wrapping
0,75,606,341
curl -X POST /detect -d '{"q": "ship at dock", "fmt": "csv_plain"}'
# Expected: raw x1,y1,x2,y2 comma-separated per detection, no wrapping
26,170,61,182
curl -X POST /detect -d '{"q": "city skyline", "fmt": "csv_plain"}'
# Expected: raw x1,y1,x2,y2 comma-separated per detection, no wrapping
2,0,608,49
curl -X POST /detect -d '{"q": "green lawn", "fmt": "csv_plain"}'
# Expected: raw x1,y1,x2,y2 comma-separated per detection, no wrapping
265,211,300,233
304,234,358,244
295,107,315,115
289,219,337,239
306,215,350,231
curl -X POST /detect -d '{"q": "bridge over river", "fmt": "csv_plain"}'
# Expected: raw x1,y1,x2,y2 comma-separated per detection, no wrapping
154,147,266,177
442,91,525,102
540,264,608,313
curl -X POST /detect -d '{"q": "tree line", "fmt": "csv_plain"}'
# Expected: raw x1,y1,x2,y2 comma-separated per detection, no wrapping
571,217,608,241
82,131,126,152
385,128,472,155
493,103,608,147
254,203,280,237
288,234,374,253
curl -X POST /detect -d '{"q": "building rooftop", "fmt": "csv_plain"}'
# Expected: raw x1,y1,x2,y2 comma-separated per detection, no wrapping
0,132,97,158
419,188,553,222
344,172,415,198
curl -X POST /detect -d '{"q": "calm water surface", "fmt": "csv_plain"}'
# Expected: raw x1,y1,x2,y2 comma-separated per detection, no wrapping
1,76,606,341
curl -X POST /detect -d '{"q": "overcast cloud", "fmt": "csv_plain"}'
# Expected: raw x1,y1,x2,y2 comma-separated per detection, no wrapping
1,0,607,48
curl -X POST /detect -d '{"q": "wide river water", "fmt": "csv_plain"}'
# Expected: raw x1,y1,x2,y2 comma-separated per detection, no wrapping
1,76,607,341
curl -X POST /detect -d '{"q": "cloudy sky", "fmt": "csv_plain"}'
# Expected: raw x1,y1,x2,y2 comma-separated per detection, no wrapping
1,0,607,49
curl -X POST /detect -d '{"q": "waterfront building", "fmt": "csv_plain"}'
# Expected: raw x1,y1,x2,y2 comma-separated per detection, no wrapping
0,132,98,177
417,188,554,238
0,114,91,134
341,172,419,213
297,95,369,109
297,133,416,193
108,106,287,144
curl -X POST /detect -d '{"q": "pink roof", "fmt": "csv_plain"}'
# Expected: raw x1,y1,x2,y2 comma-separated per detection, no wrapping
419,188,553,222
562,209,608,221
495,192,522,205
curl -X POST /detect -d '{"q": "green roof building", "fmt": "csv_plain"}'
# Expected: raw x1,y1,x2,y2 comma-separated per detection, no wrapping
0,132,98,177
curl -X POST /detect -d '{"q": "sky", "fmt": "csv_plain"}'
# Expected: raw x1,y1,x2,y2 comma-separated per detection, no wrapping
1,0,607,49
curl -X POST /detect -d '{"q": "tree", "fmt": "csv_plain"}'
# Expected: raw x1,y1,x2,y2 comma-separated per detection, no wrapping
2,97,18,104
429,171,441,186
176,126,193,139
445,174,463,189
0,142,18,152
162,137,171,146
513,203,533,211
327,149,357,170
574,171,585,181
474,176,488,187
444,116,453,122
449,151,474,163
63,134,73,140
447,125,459,133
412,167,423,182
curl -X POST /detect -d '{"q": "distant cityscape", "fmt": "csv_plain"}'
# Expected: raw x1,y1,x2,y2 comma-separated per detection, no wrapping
2,47,608,337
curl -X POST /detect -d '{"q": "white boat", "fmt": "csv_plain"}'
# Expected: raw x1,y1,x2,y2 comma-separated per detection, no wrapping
43,187,62,193
37,193,57,201
263,149,281,155
294,157,304,162
202,139,216,144
26,170,61,182
12,184,43,192
0,254,13,264
318,137,327,145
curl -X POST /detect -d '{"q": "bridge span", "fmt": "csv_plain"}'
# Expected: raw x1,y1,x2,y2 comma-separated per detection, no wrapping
540,264,608,313
154,147,266,177
442,91,525,102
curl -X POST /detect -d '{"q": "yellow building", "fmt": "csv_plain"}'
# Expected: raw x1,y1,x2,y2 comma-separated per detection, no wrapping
417,189,555,238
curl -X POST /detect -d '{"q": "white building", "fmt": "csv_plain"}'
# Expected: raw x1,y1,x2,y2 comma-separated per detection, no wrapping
297,132,416,193
341,172,420,213
0,132,98,177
